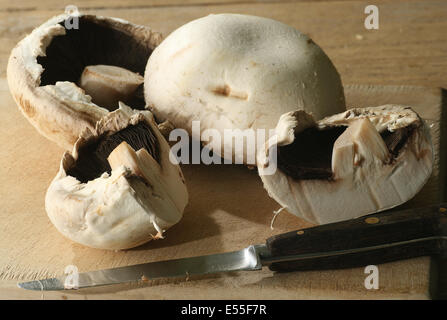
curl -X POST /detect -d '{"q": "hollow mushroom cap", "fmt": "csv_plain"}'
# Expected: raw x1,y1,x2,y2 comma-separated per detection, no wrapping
7,13,162,150
45,104,188,250
144,13,345,164
257,105,433,224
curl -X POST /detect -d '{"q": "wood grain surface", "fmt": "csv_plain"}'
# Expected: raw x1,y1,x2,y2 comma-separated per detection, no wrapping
0,82,444,299
0,0,446,299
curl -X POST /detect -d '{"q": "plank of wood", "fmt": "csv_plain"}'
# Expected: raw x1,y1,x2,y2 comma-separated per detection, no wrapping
0,0,365,12
0,80,444,299
0,0,310,12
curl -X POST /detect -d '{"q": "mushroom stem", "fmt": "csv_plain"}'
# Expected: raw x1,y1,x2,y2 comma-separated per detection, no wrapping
332,118,390,179
107,141,164,191
78,65,144,111
108,141,141,174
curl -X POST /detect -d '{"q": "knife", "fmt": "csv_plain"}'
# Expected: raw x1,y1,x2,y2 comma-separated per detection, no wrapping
18,202,447,297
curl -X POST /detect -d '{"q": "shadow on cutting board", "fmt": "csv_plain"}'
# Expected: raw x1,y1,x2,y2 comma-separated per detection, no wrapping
129,161,290,252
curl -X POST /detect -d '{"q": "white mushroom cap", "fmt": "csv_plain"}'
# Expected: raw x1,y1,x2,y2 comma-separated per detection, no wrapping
257,105,433,224
7,13,161,150
144,13,345,163
45,104,188,250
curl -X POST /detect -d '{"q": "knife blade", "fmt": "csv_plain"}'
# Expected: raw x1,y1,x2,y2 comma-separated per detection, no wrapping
18,245,266,290
18,202,447,292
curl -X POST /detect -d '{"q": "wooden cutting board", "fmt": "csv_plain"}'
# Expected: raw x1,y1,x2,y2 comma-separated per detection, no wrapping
0,80,445,299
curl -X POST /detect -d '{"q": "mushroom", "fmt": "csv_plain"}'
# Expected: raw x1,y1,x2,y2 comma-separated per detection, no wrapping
7,13,162,150
45,104,188,250
144,13,345,164
257,105,433,224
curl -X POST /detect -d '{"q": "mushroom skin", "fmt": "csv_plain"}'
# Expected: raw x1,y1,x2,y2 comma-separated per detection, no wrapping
144,14,345,164
45,104,188,250
257,105,433,224
7,13,161,150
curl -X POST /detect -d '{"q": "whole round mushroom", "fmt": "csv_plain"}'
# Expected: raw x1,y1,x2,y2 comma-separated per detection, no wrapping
7,13,162,150
45,104,188,250
144,13,346,164
257,105,434,224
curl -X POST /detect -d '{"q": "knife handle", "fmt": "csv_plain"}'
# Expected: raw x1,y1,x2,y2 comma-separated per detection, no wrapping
265,203,447,272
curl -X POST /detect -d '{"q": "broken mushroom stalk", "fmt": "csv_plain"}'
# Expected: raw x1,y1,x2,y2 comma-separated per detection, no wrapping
7,13,162,150
78,64,144,111
45,104,188,250
257,105,433,225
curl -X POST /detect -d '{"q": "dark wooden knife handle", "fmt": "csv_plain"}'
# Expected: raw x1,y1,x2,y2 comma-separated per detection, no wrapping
266,203,447,272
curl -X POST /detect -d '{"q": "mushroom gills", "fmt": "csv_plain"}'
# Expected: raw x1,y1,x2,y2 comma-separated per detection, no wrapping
37,16,152,110
380,124,417,158
66,121,159,183
277,123,417,180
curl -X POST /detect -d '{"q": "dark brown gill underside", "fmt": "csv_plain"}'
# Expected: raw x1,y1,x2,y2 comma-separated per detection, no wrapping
277,125,417,181
67,121,159,183
380,124,417,158
277,126,347,180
